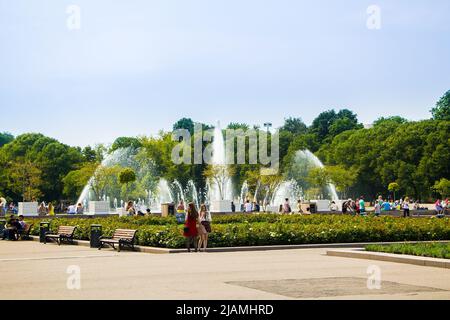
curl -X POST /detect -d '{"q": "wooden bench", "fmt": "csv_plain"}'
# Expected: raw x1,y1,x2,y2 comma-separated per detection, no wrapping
17,223,34,240
44,226,77,245
99,229,137,252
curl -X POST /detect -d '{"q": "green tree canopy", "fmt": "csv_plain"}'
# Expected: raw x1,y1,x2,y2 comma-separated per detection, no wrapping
0,133,85,201
431,90,450,120
173,117,195,134
0,132,14,147
110,137,143,153
280,117,308,135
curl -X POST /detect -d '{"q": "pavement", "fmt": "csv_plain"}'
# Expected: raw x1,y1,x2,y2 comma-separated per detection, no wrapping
1,241,449,300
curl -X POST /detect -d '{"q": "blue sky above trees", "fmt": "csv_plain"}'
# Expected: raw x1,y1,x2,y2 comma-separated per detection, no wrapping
0,0,449,147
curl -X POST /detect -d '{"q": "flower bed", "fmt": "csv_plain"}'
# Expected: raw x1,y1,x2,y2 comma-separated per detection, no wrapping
27,214,450,249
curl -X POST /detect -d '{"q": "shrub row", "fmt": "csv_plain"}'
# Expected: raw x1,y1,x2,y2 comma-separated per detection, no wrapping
27,215,450,249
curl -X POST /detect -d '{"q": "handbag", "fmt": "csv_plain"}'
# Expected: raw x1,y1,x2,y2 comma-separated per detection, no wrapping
183,226,190,234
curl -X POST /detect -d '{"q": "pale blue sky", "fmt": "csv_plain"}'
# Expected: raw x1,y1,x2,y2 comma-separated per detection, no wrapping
0,0,449,147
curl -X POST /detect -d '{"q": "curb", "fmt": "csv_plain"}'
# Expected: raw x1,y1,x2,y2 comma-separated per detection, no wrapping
28,236,450,255
327,248,450,269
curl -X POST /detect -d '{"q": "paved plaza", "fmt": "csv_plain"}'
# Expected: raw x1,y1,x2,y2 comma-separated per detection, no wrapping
1,241,449,300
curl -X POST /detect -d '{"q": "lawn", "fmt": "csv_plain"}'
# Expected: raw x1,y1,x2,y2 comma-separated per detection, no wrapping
365,242,450,259
23,214,450,249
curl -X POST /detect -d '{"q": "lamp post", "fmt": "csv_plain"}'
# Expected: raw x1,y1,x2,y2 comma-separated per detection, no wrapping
263,122,272,133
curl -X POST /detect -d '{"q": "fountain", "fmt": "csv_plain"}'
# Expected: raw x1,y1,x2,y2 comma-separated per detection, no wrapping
148,179,174,213
186,180,200,209
208,122,233,212
270,149,340,212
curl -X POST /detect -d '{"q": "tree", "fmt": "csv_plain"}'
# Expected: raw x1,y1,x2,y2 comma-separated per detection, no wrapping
89,165,122,201
227,123,250,130
110,137,142,153
325,165,358,198
0,132,14,148
431,90,450,120
204,165,235,200
374,116,408,126
433,178,450,198
310,109,361,145
173,118,195,134
62,163,98,201
280,117,308,135
307,167,330,199
119,168,137,200
7,159,42,201
388,182,400,201
0,133,85,202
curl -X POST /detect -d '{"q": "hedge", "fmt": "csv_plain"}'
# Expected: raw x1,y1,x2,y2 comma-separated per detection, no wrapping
26,214,450,249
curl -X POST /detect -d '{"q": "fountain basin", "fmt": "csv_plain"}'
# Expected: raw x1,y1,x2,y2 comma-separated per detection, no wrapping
88,201,110,215
210,200,232,213
18,202,38,216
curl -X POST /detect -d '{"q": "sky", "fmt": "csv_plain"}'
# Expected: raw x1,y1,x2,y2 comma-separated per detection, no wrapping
0,0,449,147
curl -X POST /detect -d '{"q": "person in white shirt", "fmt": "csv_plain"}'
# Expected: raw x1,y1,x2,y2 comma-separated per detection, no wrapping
68,205,76,214
244,200,253,213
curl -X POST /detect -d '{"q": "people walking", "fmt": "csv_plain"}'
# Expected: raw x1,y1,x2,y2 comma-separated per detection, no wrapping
183,202,199,252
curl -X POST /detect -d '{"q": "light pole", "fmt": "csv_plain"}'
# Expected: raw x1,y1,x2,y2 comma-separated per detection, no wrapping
263,122,272,133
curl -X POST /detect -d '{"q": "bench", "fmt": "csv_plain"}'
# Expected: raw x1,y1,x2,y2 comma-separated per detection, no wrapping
44,226,77,245
17,223,34,240
99,229,137,252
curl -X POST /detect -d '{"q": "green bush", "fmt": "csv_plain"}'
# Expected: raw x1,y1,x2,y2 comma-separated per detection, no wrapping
366,242,450,259
26,214,450,249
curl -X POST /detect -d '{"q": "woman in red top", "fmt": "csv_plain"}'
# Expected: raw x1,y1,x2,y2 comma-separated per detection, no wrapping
183,202,199,252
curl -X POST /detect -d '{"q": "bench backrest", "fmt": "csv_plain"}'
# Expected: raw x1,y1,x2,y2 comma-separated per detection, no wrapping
112,229,137,240
57,225,76,235
23,223,33,234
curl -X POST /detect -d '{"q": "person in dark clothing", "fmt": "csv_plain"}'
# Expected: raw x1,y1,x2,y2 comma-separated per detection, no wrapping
1,215,22,240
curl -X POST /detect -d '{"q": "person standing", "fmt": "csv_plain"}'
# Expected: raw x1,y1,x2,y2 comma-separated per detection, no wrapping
359,196,366,215
244,200,253,213
403,197,411,217
282,198,292,214
183,202,199,252
0,197,6,216
297,200,304,215
198,204,211,252
38,202,47,216
374,201,381,217
47,202,55,216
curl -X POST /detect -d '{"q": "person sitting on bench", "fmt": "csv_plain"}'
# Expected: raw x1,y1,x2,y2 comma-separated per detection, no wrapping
1,215,22,240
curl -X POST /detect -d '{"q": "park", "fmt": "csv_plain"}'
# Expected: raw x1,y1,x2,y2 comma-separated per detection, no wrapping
1,93,450,300
1,1,449,305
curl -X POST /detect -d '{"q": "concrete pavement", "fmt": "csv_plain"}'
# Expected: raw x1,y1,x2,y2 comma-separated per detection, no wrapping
1,241,449,300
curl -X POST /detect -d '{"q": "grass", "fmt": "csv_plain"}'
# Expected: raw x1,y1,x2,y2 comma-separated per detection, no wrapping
365,242,450,259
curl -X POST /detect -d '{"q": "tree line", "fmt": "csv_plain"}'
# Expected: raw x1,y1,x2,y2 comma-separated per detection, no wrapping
0,90,449,203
